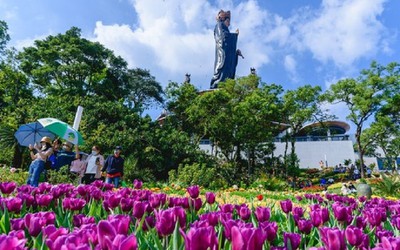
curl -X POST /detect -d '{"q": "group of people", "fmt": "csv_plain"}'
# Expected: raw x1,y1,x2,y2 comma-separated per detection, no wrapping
26,136,125,188
341,182,357,195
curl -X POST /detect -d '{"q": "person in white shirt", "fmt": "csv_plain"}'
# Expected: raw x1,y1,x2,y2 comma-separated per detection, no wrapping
79,145,104,184
341,183,350,196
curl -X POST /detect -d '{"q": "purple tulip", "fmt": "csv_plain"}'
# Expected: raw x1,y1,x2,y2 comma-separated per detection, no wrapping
149,193,167,209
114,234,138,250
16,193,35,208
10,218,25,231
36,182,52,194
62,198,86,211
374,236,400,250
108,214,131,235
220,204,235,213
320,207,330,224
283,232,302,250
293,207,304,218
297,219,313,235
104,193,122,209
120,198,134,212
392,215,400,230
17,184,34,194
132,201,148,219
0,234,27,250
319,227,346,250
43,225,69,242
231,226,266,250
200,212,220,227
280,199,293,214
255,207,271,223
239,205,251,221
24,212,56,237
133,179,143,189
355,216,367,229
364,209,386,228
97,220,117,250
376,228,394,241
205,192,216,204
332,202,352,224
155,207,186,236
259,221,278,242
221,219,238,240
310,209,323,227
181,224,218,250
181,197,190,209
187,185,200,199
72,214,95,228
345,225,369,248
24,214,43,237
0,182,17,194
36,194,53,207
6,197,23,213
189,198,203,211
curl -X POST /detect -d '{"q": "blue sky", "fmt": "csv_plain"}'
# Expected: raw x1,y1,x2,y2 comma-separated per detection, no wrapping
1,0,399,127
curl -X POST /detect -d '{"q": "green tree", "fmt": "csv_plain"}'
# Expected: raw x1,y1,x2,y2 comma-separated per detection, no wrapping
18,27,128,100
0,49,33,168
281,85,322,176
124,68,164,114
183,75,283,184
323,61,391,177
0,20,10,57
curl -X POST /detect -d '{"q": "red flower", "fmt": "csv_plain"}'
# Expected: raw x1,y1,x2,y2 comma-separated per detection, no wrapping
256,194,263,201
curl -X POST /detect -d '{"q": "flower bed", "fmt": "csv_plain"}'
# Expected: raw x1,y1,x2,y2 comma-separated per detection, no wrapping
0,181,400,249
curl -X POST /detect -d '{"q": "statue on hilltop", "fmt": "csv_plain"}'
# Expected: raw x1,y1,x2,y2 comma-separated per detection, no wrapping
210,10,244,89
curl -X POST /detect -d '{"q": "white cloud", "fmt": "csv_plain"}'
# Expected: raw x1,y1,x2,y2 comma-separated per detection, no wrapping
284,55,296,74
295,0,387,67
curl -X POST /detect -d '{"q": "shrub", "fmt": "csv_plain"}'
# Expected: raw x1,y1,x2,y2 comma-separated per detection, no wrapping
250,177,288,191
0,166,28,185
123,155,156,183
47,165,79,185
170,163,227,189
373,173,400,198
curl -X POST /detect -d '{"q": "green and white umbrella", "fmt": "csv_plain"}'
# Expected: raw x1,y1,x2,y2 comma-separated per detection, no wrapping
38,118,84,145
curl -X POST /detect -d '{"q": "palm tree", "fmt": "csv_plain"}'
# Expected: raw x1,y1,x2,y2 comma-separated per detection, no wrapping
375,173,400,197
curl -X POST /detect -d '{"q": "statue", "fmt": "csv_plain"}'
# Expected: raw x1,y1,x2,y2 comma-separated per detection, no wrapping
184,73,191,84
210,10,243,89
250,67,256,75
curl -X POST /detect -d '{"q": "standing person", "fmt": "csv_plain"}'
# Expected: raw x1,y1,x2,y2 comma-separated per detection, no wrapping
101,146,124,188
27,137,53,187
81,145,104,185
69,153,86,184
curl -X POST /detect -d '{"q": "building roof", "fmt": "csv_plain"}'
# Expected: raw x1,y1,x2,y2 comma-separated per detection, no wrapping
297,120,350,136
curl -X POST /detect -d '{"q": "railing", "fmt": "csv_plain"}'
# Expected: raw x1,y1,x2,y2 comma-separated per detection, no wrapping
274,135,350,143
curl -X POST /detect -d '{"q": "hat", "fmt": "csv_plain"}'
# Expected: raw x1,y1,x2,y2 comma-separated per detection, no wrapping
40,136,52,144
115,146,122,151
63,141,73,148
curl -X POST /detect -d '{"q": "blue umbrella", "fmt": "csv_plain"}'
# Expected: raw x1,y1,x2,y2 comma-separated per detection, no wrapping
14,122,56,147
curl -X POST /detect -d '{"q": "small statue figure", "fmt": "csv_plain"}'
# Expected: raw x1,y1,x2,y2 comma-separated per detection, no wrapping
250,68,256,75
210,10,243,89
184,73,191,84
